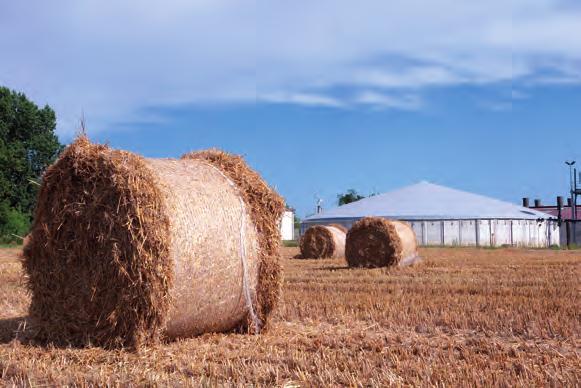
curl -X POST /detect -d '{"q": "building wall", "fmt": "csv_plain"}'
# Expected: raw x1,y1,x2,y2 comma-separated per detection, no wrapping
425,221,442,245
460,220,478,245
493,220,512,246
478,220,492,246
549,221,560,246
442,220,458,245
511,220,527,247
301,218,560,247
527,205,581,220
280,210,295,240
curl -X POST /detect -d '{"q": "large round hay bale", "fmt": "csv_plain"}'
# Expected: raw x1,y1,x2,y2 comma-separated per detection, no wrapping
22,137,284,348
345,217,418,268
299,224,346,259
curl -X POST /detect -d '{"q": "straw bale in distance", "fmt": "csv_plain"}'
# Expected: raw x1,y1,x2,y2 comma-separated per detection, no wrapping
299,225,346,259
345,217,418,268
328,223,348,233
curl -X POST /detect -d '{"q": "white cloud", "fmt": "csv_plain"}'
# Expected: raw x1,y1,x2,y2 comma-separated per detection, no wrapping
354,91,422,110
259,90,422,110
352,67,464,89
258,92,344,108
1,0,580,136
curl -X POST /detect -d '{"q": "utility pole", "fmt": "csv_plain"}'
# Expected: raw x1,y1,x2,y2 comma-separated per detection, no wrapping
566,161,576,220
574,167,579,221
574,167,578,221
565,161,579,247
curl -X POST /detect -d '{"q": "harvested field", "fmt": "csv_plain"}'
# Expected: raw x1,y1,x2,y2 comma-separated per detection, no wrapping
1,246,580,386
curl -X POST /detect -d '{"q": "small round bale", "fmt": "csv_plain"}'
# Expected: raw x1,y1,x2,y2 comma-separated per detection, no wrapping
299,224,347,259
23,137,284,348
345,217,418,268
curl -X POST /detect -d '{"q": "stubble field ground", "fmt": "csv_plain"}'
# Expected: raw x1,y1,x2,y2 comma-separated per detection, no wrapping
0,246,579,386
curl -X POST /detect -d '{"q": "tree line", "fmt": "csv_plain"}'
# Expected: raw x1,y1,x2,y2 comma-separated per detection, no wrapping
0,86,63,243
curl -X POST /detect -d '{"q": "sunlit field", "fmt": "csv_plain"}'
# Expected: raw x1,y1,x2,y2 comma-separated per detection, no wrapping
1,246,579,386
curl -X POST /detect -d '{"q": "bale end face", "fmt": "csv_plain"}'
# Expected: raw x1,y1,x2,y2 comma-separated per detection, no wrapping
23,136,172,349
345,217,405,268
299,225,337,259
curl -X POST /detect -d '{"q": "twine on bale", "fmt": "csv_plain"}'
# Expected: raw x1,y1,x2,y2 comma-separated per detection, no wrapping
345,217,419,268
299,224,347,259
202,161,261,331
181,149,285,335
22,137,284,349
237,197,261,331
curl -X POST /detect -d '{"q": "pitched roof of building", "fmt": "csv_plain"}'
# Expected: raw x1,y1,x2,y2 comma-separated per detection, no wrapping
305,181,552,221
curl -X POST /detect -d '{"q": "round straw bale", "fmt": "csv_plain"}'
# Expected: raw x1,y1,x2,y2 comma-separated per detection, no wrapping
345,217,418,268
299,224,346,259
23,137,284,348
328,223,348,233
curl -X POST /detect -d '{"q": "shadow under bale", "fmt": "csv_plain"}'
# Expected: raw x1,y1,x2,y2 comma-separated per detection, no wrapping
23,137,284,349
0,317,28,344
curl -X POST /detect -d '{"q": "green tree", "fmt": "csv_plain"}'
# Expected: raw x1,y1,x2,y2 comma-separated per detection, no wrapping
0,86,63,242
294,214,301,227
337,189,365,206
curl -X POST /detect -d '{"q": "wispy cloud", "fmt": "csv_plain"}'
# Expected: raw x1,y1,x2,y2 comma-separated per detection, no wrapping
354,91,422,110
258,92,345,108
352,66,464,89
1,0,580,135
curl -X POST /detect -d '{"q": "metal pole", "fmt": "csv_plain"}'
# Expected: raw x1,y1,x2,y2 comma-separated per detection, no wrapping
572,166,575,188
572,168,578,244
565,161,575,220
570,164,574,220
571,168,577,221
557,196,563,226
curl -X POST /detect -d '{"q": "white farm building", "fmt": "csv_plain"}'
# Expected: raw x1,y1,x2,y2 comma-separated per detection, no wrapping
301,182,559,248
280,208,295,241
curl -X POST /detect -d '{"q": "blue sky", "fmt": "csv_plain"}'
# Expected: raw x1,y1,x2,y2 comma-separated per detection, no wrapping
1,1,580,217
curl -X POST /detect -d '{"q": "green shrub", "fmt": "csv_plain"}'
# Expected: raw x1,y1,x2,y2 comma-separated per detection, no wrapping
0,202,30,244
